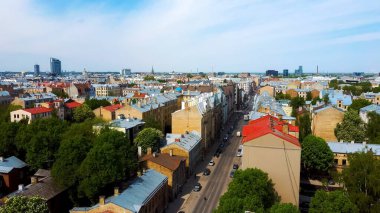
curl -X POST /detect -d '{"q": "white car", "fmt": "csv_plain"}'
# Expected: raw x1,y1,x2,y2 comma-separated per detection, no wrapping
236,149,242,157
208,160,215,166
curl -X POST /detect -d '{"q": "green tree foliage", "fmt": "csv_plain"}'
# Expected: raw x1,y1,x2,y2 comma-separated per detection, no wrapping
290,96,305,116
342,151,380,212
323,94,329,104
367,112,380,144
301,135,334,173
335,110,366,142
306,92,312,101
51,89,69,98
73,104,95,122
275,93,291,100
0,104,23,122
0,196,49,213
311,97,321,105
78,129,137,200
299,113,311,142
52,121,96,188
309,190,358,213
373,87,380,93
134,128,163,152
215,168,279,213
348,99,372,112
15,117,68,170
269,203,300,213
143,115,162,130
84,99,111,110
0,122,23,156
329,79,339,89
143,75,155,81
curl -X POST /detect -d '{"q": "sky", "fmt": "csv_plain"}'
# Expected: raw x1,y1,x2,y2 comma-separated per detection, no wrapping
0,0,380,73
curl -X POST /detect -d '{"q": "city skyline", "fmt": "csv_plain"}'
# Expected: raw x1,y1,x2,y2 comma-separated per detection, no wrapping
1,0,380,73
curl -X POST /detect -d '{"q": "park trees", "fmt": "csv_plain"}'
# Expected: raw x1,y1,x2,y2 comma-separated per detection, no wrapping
84,99,111,110
0,196,49,213
298,113,311,142
215,168,279,213
78,129,137,200
73,104,95,122
301,135,334,173
269,203,299,213
335,110,366,142
342,151,380,212
348,99,372,112
134,128,163,152
367,112,380,144
309,190,358,213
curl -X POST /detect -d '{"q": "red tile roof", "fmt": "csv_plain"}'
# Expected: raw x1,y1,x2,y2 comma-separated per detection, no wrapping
64,101,82,109
133,92,146,98
23,107,53,115
102,104,122,112
242,115,300,147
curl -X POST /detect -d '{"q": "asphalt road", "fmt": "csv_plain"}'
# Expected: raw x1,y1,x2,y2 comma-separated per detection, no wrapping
192,114,245,213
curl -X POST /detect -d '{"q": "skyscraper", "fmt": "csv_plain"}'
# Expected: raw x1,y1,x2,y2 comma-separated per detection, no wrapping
50,58,61,76
283,69,289,77
295,66,303,76
34,64,40,76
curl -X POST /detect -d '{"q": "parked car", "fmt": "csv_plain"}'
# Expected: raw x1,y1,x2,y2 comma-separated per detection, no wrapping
203,168,211,176
233,163,239,170
193,183,202,192
209,160,215,166
236,149,242,157
229,170,235,178
223,134,228,142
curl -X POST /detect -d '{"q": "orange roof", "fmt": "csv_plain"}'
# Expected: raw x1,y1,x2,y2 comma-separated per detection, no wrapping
133,92,146,98
23,107,53,115
242,115,300,147
65,101,82,109
102,104,122,112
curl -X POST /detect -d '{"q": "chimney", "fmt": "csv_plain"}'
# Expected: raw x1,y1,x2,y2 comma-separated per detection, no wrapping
114,187,119,196
138,146,142,157
175,138,181,142
351,141,355,144
137,101,142,108
0,156,3,162
282,123,289,134
169,149,173,156
99,196,105,206
18,184,24,191
147,147,152,155
31,176,38,185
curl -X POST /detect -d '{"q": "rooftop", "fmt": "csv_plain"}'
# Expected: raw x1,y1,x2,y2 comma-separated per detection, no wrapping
327,142,380,156
23,107,53,115
165,131,201,152
64,101,82,109
0,156,27,174
140,153,186,171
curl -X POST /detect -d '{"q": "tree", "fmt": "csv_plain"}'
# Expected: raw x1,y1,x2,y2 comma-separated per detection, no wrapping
134,128,163,152
299,113,311,142
309,190,358,213
0,104,22,122
143,116,162,130
301,135,334,173
348,99,372,112
373,87,380,93
51,90,69,98
215,168,279,213
342,151,380,211
73,104,95,122
78,130,137,200
275,93,291,100
52,121,96,188
84,99,111,110
367,112,380,144
0,196,49,213
143,75,155,81
335,110,366,142
269,203,299,213
306,92,312,101
0,122,23,157
15,117,68,170
323,94,330,104
329,79,339,89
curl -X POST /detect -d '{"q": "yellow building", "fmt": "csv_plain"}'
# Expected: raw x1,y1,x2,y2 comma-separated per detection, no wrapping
241,115,301,205
140,153,186,200
311,106,344,141
93,104,123,121
259,86,275,97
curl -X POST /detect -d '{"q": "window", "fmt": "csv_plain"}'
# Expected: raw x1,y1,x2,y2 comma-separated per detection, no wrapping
342,159,347,166
334,159,338,165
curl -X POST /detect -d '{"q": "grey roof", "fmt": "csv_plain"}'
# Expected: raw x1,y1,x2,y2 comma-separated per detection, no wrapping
165,131,201,152
360,104,380,115
327,142,380,156
72,169,167,212
109,118,145,129
0,156,27,174
0,91,10,96
313,105,344,114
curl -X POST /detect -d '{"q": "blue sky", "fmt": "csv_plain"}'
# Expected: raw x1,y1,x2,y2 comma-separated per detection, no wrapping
0,0,380,73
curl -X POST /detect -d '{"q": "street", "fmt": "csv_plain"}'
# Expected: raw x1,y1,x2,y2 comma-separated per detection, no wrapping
167,111,246,213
